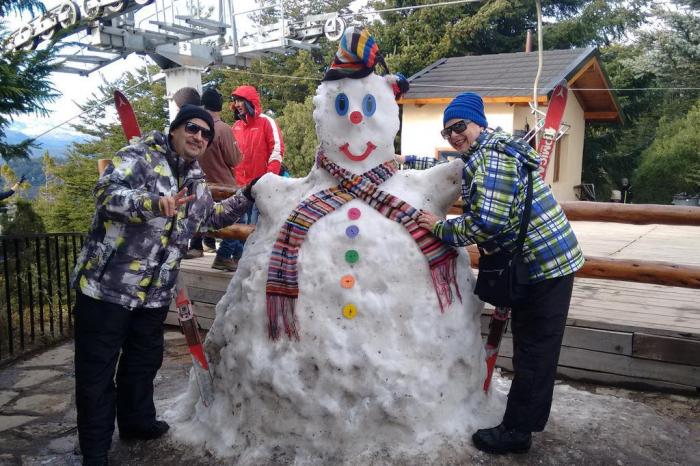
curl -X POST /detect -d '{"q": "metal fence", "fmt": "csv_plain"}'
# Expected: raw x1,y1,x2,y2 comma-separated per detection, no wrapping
0,233,84,364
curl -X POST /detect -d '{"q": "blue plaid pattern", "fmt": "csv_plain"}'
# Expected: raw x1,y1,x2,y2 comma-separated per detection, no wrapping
404,130,584,282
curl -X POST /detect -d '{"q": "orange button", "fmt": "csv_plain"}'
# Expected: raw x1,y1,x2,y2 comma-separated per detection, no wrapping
342,304,357,319
340,274,355,288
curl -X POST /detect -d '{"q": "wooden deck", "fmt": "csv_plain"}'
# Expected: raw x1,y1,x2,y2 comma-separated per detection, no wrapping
172,221,700,392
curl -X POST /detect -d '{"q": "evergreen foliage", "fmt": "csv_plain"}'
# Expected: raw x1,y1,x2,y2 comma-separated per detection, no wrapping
632,99,700,204
0,0,58,161
276,96,317,177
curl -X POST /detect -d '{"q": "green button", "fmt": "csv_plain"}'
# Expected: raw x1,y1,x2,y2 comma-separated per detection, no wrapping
345,249,359,264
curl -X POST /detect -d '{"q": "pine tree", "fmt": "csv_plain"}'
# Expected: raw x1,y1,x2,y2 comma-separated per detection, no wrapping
0,0,58,161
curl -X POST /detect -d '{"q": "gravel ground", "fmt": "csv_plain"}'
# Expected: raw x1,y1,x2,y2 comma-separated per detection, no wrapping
1,332,697,465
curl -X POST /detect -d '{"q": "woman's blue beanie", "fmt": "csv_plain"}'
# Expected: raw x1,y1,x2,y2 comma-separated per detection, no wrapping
443,92,488,128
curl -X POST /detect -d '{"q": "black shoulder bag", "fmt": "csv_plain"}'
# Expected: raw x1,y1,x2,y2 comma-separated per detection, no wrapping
473,169,533,307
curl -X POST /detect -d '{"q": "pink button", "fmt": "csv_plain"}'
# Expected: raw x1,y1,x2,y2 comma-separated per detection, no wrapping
348,208,361,220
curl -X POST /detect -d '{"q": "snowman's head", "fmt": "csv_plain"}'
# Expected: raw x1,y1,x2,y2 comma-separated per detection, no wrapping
313,74,400,173
312,27,408,174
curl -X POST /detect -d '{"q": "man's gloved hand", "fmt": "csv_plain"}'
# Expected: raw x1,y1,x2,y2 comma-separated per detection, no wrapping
19,174,26,184
242,176,262,202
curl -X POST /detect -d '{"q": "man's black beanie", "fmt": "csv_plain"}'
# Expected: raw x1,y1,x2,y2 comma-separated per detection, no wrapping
169,104,216,147
202,87,223,112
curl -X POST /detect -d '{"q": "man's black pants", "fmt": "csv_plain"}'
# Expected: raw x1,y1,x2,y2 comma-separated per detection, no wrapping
502,273,575,433
74,292,169,458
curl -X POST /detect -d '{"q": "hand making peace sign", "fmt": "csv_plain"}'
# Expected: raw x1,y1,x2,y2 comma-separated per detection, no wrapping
159,188,194,217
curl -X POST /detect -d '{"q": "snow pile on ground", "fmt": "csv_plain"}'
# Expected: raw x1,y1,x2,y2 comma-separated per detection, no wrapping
167,72,505,464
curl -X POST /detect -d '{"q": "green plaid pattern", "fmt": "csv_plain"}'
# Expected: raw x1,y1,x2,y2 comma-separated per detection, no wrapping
404,130,584,282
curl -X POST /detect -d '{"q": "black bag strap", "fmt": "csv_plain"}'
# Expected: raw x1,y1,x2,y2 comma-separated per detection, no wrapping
514,169,533,255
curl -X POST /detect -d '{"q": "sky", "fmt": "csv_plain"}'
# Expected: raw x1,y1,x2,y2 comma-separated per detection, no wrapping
6,0,371,143
6,0,264,141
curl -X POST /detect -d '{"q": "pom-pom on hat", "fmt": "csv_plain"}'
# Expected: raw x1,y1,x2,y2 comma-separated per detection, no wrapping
322,27,389,81
443,92,489,129
169,104,216,147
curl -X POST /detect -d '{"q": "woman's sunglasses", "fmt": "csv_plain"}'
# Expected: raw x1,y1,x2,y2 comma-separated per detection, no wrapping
184,121,213,141
441,120,471,139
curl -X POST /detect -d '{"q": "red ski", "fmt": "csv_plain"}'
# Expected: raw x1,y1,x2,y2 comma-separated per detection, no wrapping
483,306,510,392
537,80,568,180
175,287,214,407
114,90,142,141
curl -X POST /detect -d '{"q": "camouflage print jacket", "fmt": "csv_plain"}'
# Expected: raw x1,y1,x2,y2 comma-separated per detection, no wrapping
71,131,251,309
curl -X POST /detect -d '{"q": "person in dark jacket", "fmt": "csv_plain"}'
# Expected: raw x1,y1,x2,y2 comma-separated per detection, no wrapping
398,92,584,455
0,175,25,201
184,86,243,271
71,105,257,466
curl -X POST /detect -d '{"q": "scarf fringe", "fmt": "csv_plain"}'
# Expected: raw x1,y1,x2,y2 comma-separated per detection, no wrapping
267,295,299,341
430,256,462,313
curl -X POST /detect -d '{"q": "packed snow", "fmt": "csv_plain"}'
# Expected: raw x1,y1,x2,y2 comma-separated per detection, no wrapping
168,72,506,464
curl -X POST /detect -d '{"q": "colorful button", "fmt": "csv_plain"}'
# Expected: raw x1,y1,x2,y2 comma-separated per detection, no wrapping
345,249,359,264
342,304,357,319
340,275,355,288
348,208,361,220
345,225,359,238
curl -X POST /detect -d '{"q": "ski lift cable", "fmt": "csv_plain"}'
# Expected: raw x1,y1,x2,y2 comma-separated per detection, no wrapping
30,78,152,142
231,0,482,18
411,84,700,91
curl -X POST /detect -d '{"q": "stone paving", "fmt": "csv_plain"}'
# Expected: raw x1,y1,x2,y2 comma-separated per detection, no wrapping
0,330,698,465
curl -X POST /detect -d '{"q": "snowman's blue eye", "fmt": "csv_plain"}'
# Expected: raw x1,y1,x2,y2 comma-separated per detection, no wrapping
335,93,349,116
362,94,376,117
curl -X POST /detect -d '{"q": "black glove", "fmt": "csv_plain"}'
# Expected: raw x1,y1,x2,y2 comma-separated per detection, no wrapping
242,176,262,202
19,174,26,184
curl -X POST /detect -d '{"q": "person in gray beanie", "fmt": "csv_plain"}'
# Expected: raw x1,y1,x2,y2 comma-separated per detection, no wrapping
397,91,583,455
71,104,258,466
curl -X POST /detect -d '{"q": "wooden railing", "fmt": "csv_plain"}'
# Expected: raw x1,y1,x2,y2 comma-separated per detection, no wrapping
206,186,700,291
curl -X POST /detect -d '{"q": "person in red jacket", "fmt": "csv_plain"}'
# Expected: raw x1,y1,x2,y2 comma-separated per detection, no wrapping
228,85,285,263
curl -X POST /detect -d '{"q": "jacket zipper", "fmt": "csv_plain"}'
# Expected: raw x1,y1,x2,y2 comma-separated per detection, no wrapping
142,155,181,302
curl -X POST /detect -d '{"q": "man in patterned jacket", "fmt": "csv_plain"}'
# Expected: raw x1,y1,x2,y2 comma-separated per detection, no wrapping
71,105,256,466
398,92,584,455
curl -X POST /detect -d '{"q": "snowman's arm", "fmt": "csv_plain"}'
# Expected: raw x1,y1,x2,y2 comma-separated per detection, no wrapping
432,149,520,248
251,172,306,219
422,158,463,215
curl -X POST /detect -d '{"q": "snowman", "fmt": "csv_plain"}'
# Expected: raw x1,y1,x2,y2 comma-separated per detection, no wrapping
169,28,505,464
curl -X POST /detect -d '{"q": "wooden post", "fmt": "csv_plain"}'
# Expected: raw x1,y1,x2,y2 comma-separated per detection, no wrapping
466,245,700,289
450,200,700,226
97,159,112,175
208,224,256,241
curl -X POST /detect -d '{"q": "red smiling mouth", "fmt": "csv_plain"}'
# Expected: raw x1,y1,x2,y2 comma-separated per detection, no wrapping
339,142,377,161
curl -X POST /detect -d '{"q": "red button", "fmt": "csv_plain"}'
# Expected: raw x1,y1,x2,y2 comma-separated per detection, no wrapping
348,208,361,220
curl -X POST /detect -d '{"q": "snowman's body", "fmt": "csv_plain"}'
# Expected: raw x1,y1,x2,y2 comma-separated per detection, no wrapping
169,74,504,463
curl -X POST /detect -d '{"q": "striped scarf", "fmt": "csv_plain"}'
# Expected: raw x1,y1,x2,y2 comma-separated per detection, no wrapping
265,153,461,340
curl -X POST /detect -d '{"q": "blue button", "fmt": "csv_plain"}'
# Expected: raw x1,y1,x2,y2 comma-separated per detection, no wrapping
346,225,359,238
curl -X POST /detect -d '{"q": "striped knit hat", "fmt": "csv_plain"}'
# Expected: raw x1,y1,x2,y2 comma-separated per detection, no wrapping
322,27,389,81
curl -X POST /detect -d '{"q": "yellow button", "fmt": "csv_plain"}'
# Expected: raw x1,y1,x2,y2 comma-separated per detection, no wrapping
342,304,357,320
340,275,355,289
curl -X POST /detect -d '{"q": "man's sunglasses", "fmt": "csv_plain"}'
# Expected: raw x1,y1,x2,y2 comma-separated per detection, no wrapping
184,121,213,141
441,120,471,139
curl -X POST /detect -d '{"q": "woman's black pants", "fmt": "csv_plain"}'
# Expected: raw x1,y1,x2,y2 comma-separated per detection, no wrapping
502,273,575,432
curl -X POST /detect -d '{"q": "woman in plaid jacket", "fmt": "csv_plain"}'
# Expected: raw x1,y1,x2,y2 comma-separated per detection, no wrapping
399,92,584,455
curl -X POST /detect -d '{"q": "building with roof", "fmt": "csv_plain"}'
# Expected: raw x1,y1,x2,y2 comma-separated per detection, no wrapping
399,47,620,201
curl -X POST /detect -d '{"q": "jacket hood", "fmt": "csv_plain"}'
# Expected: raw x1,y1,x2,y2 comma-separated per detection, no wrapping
474,130,541,172
231,85,262,122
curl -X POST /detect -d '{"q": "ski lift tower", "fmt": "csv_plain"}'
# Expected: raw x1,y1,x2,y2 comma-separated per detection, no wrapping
5,0,348,119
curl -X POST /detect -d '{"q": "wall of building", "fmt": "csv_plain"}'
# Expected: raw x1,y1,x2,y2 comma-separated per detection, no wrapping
400,103,514,157
401,97,586,202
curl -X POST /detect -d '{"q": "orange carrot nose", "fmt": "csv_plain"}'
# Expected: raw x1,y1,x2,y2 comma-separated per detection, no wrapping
350,111,363,124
